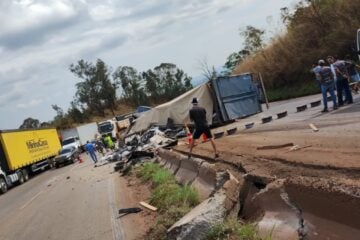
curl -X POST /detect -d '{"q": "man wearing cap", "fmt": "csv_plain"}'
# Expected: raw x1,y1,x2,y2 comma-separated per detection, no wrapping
318,59,337,112
188,97,219,159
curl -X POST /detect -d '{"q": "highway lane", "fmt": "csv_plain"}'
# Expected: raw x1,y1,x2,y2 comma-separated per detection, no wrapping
0,154,124,240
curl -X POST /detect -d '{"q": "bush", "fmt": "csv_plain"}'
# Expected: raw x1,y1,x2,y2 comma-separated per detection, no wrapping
135,163,200,240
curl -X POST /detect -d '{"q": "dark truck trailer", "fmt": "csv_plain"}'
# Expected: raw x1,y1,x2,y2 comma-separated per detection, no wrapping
0,128,61,194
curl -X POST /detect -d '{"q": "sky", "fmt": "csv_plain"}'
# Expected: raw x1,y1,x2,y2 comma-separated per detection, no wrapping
0,0,296,129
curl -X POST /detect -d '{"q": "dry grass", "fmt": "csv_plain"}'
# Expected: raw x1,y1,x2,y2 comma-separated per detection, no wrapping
234,0,360,100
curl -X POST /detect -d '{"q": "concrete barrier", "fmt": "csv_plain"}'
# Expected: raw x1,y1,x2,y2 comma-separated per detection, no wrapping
277,111,287,119
245,122,255,129
214,132,224,139
191,162,218,200
175,157,203,185
262,116,273,124
296,104,307,112
158,149,182,174
310,100,321,108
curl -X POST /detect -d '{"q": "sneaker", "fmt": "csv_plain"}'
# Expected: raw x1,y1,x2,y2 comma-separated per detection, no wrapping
321,109,328,113
333,106,338,110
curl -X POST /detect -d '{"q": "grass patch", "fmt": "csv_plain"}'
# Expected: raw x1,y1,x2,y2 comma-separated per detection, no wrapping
206,219,273,240
134,163,200,239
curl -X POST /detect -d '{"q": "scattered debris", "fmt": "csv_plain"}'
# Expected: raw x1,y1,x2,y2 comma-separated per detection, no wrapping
118,207,142,217
257,143,294,150
66,176,70,180
309,123,319,132
286,145,312,152
47,184,52,187
139,201,157,211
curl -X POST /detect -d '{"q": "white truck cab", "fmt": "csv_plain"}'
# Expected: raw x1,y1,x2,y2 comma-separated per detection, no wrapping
61,136,80,150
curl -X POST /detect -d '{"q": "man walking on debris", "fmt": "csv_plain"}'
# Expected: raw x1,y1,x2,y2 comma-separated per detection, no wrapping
85,141,98,164
188,97,219,159
318,59,337,112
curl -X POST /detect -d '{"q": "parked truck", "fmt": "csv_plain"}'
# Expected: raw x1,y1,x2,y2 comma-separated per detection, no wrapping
60,123,99,150
0,128,61,194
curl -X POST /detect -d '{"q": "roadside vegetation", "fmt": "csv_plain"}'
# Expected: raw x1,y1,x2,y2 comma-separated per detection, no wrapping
19,61,192,130
206,219,273,240
231,0,360,101
134,162,199,240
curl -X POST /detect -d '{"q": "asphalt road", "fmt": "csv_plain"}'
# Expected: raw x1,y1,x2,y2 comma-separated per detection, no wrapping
0,154,124,240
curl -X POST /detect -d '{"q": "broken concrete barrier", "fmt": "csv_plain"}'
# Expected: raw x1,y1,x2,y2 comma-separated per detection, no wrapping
191,162,218,200
251,180,300,240
167,191,227,240
158,149,182,174
175,157,203,185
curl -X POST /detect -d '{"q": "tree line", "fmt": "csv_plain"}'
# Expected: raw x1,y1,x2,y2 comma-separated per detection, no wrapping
19,60,192,129
232,0,360,100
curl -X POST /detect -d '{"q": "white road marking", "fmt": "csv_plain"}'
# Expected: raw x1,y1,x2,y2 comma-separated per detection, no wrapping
108,178,124,240
19,190,44,210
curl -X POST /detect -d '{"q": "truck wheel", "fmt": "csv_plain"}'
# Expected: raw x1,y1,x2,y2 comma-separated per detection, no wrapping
18,172,25,185
22,169,29,182
0,178,8,194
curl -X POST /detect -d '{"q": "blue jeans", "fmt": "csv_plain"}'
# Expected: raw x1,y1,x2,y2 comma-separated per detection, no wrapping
321,83,337,110
89,151,98,163
336,78,353,105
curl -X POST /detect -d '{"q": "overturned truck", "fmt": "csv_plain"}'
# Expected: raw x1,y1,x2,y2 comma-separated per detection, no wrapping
128,73,263,135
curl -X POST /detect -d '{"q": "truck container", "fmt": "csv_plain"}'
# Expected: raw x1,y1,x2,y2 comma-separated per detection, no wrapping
60,123,99,150
0,128,61,194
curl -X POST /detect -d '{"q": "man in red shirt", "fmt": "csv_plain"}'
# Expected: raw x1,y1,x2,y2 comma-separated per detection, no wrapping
188,98,219,159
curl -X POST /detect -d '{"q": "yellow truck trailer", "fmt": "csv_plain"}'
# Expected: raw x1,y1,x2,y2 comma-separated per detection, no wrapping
0,128,61,194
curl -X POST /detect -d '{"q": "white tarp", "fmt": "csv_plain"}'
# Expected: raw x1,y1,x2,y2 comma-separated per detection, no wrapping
129,84,214,134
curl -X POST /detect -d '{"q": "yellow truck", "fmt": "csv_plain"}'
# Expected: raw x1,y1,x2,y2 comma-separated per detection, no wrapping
0,128,61,194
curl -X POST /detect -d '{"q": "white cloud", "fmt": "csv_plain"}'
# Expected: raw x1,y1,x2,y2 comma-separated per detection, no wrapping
16,99,43,109
0,0,292,129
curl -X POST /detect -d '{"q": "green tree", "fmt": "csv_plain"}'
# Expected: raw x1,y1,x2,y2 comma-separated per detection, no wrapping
240,25,265,54
113,66,148,106
223,25,265,75
69,59,117,116
19,117,40,129
51,104,71,129
67,101,88,123
145,63,193,102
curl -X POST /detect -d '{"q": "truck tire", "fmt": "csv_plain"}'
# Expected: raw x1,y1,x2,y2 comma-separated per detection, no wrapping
22,169,29,182
18,172,25,185
0,178,8,194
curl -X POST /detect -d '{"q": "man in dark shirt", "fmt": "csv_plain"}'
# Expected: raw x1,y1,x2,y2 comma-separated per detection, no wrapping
189,97,219,159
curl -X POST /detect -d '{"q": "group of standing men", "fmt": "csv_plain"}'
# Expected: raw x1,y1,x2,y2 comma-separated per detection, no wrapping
84,134,115,164
312,55,359,112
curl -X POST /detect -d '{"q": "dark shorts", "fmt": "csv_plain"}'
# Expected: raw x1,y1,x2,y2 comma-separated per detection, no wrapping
193,125,212,139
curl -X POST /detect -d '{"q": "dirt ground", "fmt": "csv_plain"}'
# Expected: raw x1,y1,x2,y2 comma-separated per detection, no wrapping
115,172,157,240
